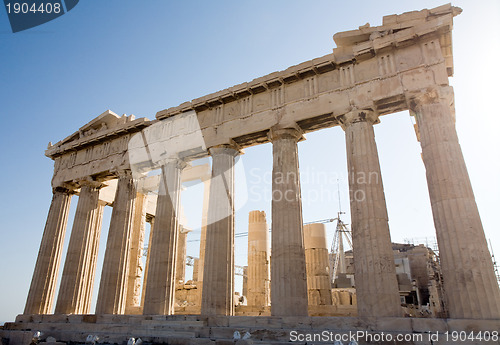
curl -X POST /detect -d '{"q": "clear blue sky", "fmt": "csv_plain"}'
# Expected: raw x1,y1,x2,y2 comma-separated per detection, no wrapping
1,1,499,323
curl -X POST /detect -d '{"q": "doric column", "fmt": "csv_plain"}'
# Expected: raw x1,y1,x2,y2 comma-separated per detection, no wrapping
96,171,137,314
24,187,73,314
196,178,210,305
192,258,199,282
201,144,239,316
55,180,104,314
410,87,500,319
340,109,401,317
304,223,333,306
141,216,154,307
268,127,308,316
246,210,270,308
82,200,105,314
197,178,210,283
125,192,147,313
176,226,189,283
143,160,186,315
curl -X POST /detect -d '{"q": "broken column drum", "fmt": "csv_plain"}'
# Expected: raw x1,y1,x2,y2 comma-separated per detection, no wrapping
304,223,333,306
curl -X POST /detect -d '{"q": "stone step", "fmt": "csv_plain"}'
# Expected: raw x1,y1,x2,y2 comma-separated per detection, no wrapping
5,327,500,345
5,316,500,345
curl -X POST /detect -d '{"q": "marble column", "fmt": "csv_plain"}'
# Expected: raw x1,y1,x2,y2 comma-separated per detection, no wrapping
82,200,105,314
55,180,104,314
197,179,211,281
340,109,401,317
24,187,73,315
192,258,199,282
304,223,333,306
410,87,500,319
196,178,210,305
125,192,147,313
143,160,186,315
246,210,270,308
268,127,308,316
201,145,239,316
141,216,154,307
96,171,137,314
176,226,188,283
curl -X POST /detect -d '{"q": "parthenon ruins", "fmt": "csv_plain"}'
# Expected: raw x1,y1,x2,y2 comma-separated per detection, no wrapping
2,4,500,345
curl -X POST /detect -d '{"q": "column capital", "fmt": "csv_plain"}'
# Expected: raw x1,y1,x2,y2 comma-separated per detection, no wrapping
338,109,379,130
75,178,106,190
407,86,455,112
155,157,188,170
52,185,77,195
208,142,242,157
267,125,304,142
154,157,188,171
111,169,134,180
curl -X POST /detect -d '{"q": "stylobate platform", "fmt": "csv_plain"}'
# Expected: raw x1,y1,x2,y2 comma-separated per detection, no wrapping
2,315,499,345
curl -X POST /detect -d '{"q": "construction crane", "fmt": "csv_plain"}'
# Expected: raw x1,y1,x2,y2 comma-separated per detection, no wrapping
489,240,500,285
141,249,249,277
328,212,352,287
185,255,247,277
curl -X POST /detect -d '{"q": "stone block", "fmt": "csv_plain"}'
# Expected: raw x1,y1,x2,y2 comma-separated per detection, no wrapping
81,315,97,323
311,316,362,330
214,341,234,345
281,316,312,330
165,338,191,345
30,315,43,323
209,327,236,340
247,329,288,342
446,318,500,332
254,317,282,329
66,315,83,323
411,318,447,333
41,315,68,323
228,317,256,328
14,315,30,323
189,339,215,345
6,331,33,345
375,317,412,332
207,317,229,327
235,341,253,345
195,327,211,338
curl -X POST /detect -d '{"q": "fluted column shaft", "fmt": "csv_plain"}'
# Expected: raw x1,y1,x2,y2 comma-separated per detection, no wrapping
25,187,73,314
247,210,270,308
141,217,154,306
143,160,185,315
411,88,500,319
269,127,308,316
196,179,210,306
342,109,401,317
125,192,147,313
82,201,105,313
55,181,104,314
96,172,137,314
201,145,239,316
176,227,188,283
197,178,211,283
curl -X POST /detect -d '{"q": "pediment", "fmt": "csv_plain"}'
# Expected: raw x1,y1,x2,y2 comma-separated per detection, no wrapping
46,110,150,158
58,110,135,146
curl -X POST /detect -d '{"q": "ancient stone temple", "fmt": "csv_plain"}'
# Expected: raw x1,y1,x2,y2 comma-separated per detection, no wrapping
2,4,500,345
